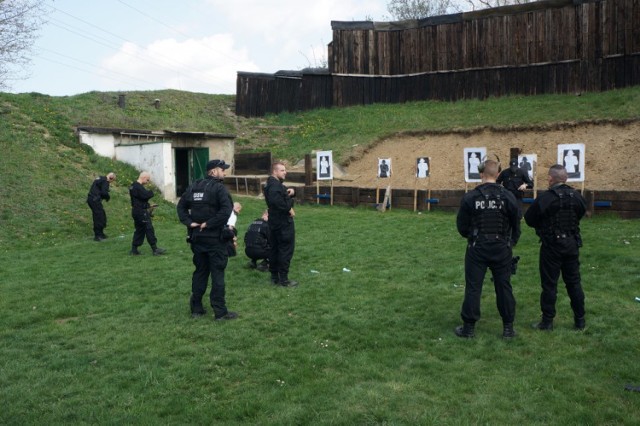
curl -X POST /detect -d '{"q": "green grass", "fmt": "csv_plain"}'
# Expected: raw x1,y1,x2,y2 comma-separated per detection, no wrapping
1,86,640,423
1,197,639,424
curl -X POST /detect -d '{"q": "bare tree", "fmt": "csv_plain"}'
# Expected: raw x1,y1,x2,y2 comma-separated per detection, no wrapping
386,0,458,20
387,0,534,19
464,0,533,10
0,0,46,90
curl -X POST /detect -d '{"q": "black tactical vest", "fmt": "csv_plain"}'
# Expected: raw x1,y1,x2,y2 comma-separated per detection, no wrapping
546,186,579,236
186,178,222,224
472,185,508,238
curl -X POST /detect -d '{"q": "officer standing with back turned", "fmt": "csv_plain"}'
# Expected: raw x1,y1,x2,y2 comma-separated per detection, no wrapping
525,164,587,331
455,159,522,339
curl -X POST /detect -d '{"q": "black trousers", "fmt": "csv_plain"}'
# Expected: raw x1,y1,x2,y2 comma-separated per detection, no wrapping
131,210,157,248
87,199,107,237
461,240,516,324
539,239,584,321
245,246,268,262
268,223,295,280
190,238,228,318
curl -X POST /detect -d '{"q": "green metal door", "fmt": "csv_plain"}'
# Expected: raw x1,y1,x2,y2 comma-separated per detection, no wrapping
190,148,209,182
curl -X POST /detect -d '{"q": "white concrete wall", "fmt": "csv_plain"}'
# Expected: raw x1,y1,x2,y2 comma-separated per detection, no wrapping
116,142,176,202
78,131,116,158
78,130,235,202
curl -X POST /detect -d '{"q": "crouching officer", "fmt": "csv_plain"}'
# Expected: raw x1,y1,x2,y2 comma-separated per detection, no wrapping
525,164,587,331
455,159,522,338
177,159,238,321
244,210,270,271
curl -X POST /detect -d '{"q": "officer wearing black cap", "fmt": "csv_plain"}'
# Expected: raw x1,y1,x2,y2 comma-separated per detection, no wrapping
525,164,587,331
497,158,533,202
177,159,238,320
455,159,521,339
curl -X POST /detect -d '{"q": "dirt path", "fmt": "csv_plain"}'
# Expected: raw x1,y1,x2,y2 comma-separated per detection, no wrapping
332,121,640,191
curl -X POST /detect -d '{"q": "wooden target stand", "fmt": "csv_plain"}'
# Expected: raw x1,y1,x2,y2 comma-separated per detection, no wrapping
413,160,432,212
376,177,392,212
316,179,334,205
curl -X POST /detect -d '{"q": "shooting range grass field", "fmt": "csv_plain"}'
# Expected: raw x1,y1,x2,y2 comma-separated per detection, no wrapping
1,87,640,423
1,197,639,424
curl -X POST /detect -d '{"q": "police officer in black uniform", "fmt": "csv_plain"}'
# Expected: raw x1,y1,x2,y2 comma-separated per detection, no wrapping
264,161,298,287
525,164,587,331
244,210,270,272
129,171,165,256
455,159,522,338
497,158,533,202
87,172,116,241
177,159,238,320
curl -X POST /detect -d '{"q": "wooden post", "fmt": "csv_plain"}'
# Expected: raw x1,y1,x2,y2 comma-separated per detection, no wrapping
330,180,334,206
533,160,538,198
585,190,595,217
304,154,312,186
316,180,320,205
379,185,391,212
427,159,432,211
413,179,418,212
387,178,392,210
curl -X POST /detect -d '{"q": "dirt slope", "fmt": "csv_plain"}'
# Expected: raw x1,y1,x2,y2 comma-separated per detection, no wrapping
334,121,640,191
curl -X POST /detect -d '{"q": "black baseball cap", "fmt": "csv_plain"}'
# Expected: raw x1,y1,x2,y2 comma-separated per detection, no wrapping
206,159,230,171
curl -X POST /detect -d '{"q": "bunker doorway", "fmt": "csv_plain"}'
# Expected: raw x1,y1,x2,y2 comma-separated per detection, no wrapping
175,147,208,197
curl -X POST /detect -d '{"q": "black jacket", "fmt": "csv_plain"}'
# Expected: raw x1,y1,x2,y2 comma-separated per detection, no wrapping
497,167,533,198
129,181,154,213
87,176,111,202
244,218,270,253
263,176,294,229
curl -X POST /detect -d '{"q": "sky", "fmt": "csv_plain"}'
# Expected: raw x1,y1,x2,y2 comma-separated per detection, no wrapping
7,0,389,96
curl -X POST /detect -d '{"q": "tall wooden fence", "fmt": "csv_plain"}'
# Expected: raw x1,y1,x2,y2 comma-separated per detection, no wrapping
236,0,640,117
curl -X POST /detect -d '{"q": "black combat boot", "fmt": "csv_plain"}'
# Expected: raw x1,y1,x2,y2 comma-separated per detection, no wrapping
574,316,586,330
151,245,166,255
454,322,475,338
533,319,553,331
189,295,206,318
278,273,298,287
502,322,516,339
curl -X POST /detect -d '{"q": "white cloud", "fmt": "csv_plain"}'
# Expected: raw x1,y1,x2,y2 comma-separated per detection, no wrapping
204,0,386,71
100,34,258,94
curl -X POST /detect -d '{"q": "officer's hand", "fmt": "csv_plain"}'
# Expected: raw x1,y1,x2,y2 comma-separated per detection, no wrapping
518,184,527,191
199,222,208,230
289,208,295,218
287,188,295,197
189,222,200,229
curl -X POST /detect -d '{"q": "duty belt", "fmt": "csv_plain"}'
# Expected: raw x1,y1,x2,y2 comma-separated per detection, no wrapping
477,233,505,240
